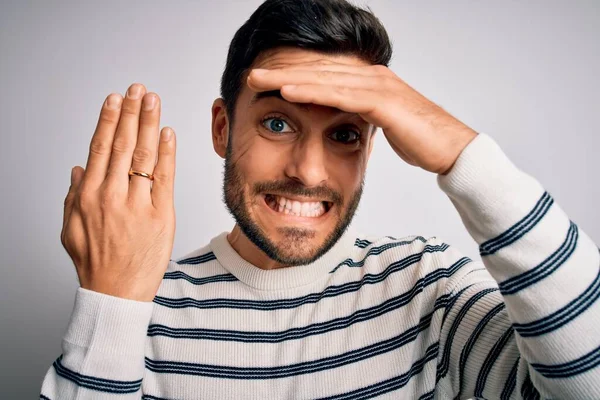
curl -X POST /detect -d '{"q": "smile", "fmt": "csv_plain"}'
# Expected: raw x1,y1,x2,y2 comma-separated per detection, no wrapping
264,194,332,218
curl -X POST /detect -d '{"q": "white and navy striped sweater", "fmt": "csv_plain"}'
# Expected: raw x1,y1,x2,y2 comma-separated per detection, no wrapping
40,134,600,399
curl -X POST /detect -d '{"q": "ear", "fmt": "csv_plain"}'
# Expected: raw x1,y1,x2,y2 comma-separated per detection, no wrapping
211,98,230,159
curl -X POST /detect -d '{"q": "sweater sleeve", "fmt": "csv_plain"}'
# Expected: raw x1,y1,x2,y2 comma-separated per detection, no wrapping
434,133,600,399
39,287,153,399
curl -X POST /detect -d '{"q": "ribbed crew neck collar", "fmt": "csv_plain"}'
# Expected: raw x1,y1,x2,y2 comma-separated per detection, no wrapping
210,229,357,291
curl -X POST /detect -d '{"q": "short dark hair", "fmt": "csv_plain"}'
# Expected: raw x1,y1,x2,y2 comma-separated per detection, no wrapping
220,0,393,124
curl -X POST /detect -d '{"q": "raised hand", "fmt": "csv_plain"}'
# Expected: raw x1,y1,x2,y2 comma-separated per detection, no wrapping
247,61,478,175
61,83,176,302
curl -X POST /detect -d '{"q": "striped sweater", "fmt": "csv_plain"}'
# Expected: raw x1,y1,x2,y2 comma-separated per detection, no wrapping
40,134,600,399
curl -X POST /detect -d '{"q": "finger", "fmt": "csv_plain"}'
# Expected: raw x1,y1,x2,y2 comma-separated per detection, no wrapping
63,166,84,238
105,83,147,192
129,92,161,204
247,68,381,93
261,62,392,77
151,127,176,210
83,93,123,190
280,83,378,116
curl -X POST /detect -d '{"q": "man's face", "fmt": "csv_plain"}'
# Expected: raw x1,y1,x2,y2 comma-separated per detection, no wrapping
217,48,375,266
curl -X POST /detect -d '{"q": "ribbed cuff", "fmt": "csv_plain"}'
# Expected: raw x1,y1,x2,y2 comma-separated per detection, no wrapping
64,287,154,358
436,133,545,244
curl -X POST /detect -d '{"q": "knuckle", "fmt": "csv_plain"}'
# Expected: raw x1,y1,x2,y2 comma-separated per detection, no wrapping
77,191,94,211
158,143,173,157
120,105,138,117
89,138,111,156
152,169,170,183
99,111,119,124
316,70,332,81
112,136,132,154
139,112,158,127
334,85,349,95
132,147,154,165
99,188,120,208
313,59,332,67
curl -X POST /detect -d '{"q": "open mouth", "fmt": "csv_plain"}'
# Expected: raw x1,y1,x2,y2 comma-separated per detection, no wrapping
264,194,332,218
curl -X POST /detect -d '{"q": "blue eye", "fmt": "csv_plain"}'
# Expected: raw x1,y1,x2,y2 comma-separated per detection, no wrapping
263,117,292,134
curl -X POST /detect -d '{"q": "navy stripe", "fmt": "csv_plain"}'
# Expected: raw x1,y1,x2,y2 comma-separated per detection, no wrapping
175,252,217,265
165,236,425,286
145,311,441,380
499,221,579,295
454,302,506,400
40,396,51,400
480,192,553,256
163,271,238,285
513,266,600,337
531,343,600,378
154,244,451,311
52,355,142,393
329,236,430,274
441,284,477,327
474,326,515,397
148,258,470,342
417,389,435,400
520,372,541,400
437,287,500,382
500,357,519,400
142,396,175,400
354,238,372,248
313,343,439,400
354,236,418,250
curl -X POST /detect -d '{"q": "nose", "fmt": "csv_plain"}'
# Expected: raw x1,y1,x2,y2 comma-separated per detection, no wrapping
284,134,329,188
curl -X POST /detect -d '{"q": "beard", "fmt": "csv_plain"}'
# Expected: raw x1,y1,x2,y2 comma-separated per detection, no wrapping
222,144,364,267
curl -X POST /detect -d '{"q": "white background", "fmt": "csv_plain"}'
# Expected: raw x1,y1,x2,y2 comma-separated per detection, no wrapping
1,0,598,397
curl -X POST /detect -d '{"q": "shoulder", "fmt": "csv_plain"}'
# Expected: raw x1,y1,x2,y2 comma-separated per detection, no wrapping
349,232,475,278
351,232,451,260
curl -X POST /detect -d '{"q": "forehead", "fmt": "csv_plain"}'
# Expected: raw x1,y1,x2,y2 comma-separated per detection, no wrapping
251,47,371,70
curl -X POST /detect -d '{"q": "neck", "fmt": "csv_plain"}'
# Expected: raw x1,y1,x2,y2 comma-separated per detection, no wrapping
227,224,289,270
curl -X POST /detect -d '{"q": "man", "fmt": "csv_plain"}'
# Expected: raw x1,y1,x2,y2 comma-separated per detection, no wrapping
40,0,600,398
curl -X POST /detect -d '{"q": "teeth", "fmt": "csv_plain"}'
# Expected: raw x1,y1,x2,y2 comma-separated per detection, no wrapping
270,195,327,218
301,202,310,215
291,201,301,214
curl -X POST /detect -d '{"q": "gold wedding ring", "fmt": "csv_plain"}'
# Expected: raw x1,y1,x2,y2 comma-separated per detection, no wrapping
128,169,155,181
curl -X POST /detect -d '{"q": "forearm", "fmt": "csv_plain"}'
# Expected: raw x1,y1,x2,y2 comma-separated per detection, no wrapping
438,133,600,398
40,288,153,399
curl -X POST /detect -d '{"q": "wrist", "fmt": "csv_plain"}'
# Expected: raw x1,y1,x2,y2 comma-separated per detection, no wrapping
440,128,479,176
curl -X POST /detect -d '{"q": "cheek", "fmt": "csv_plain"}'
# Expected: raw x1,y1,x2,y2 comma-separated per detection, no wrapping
327,149,366,189
235,135,291,185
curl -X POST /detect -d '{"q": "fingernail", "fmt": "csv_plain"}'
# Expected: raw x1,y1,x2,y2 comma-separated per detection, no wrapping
127,84,143,99
252,69,267,76
71,167,76,183
143,94,156,111
161,128,173,141
105,94,122,109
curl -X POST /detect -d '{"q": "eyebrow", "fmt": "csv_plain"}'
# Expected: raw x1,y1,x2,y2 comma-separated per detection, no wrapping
249,90,311,111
